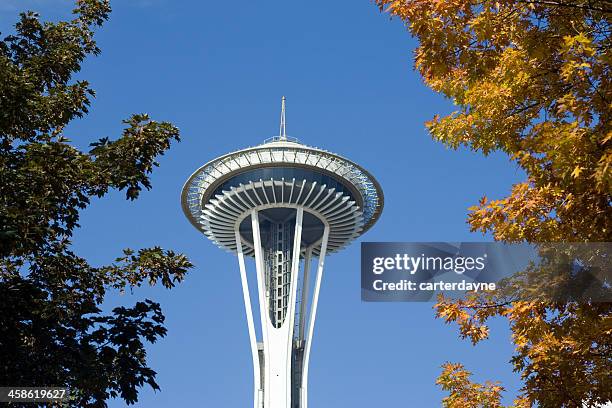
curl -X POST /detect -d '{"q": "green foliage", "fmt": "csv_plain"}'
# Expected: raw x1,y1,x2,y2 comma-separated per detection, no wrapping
0,1,193,406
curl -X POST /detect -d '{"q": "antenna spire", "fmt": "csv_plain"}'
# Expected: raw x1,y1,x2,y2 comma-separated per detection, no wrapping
279,96,287,141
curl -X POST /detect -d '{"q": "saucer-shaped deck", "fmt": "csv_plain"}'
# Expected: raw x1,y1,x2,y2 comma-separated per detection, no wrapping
181,138,384,256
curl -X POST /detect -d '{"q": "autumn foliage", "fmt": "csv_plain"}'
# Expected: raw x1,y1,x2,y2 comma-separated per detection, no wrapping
375,1,611,406
437,362,505,408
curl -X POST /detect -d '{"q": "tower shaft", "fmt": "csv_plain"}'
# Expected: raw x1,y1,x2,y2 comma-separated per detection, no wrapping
236,207,329,408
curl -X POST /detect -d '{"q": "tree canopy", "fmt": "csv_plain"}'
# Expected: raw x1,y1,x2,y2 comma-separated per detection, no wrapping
0,1,193,406
375,1,611,407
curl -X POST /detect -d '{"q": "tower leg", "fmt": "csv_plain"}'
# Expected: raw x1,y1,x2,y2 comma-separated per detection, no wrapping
235,228,263,408
251,209,270,407
301,225,330,408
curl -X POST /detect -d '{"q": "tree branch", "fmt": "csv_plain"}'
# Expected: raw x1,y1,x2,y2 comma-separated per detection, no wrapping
518,0,612,14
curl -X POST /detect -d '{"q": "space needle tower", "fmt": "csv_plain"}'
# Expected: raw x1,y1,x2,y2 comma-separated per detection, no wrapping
181,98,383,408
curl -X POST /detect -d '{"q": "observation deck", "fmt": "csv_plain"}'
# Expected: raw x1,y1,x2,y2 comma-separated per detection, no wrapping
181,136,384,256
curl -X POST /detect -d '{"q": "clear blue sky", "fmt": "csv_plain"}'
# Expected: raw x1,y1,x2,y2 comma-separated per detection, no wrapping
2,1,527,406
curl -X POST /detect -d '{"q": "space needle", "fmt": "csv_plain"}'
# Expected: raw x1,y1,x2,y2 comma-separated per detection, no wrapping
181,97,383,408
